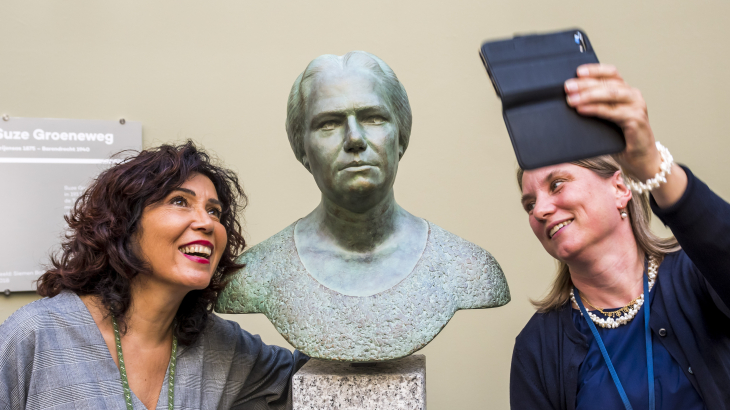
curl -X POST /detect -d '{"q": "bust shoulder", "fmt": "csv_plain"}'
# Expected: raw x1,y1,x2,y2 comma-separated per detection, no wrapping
217,221,510,312
217,223,297,314
421,222,511,308
215,220,510,361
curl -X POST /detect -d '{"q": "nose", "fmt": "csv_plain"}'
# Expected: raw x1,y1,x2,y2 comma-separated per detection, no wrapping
190,207,215,234
532,195,556,223
343,115,367,153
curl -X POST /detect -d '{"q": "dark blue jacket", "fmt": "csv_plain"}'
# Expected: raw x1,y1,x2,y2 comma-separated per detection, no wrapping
510,167,730,410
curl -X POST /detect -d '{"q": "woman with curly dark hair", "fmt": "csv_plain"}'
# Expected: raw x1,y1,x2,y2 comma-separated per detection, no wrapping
0,141,307,410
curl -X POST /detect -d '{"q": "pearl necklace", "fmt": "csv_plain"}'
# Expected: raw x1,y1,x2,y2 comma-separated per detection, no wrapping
570,256,658,329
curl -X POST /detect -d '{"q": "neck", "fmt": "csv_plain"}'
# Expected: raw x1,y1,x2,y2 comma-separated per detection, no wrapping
568,234,645,309
83,279,182,346
313,190,401,252
124,278,183,344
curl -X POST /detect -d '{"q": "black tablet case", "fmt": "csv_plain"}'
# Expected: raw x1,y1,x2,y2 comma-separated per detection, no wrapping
480,29,625,170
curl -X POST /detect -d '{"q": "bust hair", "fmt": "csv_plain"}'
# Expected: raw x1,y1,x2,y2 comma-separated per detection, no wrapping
36,140,247,345
286,50,413,167
516,155,680,312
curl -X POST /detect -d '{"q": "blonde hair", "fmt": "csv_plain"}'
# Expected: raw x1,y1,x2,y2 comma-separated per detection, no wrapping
516,155,680,312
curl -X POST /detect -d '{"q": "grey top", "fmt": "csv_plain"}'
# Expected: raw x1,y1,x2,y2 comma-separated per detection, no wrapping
217,221,510,361
0,291,307,410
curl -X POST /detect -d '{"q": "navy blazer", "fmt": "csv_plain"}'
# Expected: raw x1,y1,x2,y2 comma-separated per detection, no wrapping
510,167,730,410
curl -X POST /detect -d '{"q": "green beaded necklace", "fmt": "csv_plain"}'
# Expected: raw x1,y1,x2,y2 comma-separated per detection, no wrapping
111,316,177,410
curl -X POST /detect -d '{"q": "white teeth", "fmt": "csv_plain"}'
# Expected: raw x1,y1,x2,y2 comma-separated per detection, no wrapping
179,244,212,257
549,220,573,238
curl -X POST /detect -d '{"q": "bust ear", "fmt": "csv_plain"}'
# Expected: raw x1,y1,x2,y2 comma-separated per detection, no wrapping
398,143,404,160
301,155,312,173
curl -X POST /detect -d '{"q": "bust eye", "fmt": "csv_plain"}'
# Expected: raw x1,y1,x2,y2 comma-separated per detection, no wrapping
321,121,338,131
363,116,385,125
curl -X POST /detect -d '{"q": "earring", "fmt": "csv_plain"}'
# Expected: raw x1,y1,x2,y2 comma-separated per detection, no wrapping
620,210,628,219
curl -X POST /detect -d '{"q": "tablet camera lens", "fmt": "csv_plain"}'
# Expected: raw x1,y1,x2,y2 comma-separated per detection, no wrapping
574,32,586,53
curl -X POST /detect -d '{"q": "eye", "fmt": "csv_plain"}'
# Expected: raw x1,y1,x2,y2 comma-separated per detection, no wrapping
363,116,386,125
320,121,338,131
550,179,565,191
208,207,222,219
170,196,187,207
524,202,535,213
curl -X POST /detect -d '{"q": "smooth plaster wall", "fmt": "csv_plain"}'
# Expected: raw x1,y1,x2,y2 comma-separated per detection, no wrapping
1,1,729,408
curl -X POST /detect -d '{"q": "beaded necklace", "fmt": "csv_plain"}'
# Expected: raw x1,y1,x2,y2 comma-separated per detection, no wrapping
570,256,658,328
111,316,177,410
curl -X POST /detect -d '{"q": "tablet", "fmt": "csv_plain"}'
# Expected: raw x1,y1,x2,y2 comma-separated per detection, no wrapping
480,29,625,170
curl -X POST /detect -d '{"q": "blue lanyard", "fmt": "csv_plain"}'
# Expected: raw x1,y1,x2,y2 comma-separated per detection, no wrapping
574,273,655,410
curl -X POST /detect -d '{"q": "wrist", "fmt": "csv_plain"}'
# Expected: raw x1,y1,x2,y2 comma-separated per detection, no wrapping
623,142,674,194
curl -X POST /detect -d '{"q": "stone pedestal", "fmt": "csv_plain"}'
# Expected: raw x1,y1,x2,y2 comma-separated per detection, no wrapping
293,355,426,410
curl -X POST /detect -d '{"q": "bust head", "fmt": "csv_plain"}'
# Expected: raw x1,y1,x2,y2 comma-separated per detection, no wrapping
286,52,412,211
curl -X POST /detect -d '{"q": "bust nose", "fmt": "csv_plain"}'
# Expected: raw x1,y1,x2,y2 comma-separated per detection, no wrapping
344,115,367,153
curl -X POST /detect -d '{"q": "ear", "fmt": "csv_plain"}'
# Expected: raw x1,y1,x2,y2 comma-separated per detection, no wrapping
398,143,404,160
301,155,312,173
611,170,632,209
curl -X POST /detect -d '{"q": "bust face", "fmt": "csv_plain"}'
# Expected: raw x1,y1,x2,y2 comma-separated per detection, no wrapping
302,68,401,212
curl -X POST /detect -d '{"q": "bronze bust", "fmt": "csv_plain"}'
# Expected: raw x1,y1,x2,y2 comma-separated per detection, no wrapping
216,51,510,361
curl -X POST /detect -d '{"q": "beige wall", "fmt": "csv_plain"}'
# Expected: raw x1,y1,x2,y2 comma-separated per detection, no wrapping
2,1,729,408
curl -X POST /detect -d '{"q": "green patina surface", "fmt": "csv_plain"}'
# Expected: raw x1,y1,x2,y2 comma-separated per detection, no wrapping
216,51,511,361
216,221,509,361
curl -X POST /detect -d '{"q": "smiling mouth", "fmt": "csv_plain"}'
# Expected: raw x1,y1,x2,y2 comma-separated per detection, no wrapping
179,244,212,264
549,219,573,238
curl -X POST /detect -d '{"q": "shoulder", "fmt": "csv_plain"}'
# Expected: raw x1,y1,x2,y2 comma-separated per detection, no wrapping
198,314,264,352
199,314,301,369
217,223,297,314
0,291,85,340
0,291,89,373
657,250,704,290
425,221,511,308
514,308,563,349
512,306,570,373
203,315,292,353
657,250,730,312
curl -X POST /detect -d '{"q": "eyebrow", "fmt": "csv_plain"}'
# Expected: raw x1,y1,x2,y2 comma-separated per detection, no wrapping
171,187,222,206
519,169,569,204
309,105,389,129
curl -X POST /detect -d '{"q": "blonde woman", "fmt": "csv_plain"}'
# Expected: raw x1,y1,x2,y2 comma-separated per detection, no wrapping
511,64,730,409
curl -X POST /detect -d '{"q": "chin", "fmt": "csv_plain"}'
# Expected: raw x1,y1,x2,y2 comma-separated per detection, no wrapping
343,179,383,195
176,273,214,291
550,240,585,262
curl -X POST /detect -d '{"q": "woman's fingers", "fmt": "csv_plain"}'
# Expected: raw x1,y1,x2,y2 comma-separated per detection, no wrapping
566,82,638,106
565,77,622,94
574,103,646,126
575,63,622,80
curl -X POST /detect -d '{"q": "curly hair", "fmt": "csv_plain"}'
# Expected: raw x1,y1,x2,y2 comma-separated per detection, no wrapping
36,140,247,345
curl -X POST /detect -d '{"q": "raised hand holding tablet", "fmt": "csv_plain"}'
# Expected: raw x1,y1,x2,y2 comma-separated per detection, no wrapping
565,63,687,207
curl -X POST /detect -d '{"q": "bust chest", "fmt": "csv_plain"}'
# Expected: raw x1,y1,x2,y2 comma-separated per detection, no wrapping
293,217,429,297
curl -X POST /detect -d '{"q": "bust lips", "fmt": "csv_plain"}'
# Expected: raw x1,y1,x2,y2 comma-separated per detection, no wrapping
339,160,377,171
